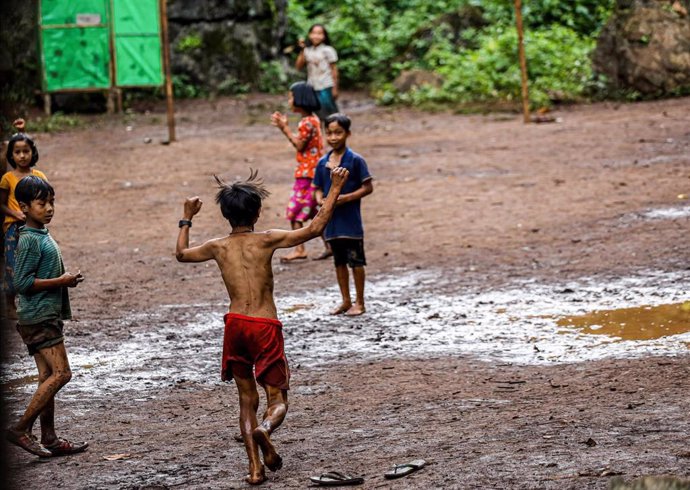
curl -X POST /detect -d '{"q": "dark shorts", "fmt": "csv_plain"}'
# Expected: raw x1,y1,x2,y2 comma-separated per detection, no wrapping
329,238,366,268
222,313,290,390
16,319,65,356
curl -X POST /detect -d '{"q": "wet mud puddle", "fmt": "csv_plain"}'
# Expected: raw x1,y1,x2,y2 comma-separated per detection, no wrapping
2,270,688,403
557,302,690,341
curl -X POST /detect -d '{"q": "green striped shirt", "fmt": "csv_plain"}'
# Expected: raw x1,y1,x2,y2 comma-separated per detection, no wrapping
14,226,71,325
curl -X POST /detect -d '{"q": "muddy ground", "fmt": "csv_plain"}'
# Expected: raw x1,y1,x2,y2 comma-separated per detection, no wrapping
2,94,690,489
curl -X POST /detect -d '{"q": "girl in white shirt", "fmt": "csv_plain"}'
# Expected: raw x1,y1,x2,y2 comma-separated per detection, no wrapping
295,24,340,122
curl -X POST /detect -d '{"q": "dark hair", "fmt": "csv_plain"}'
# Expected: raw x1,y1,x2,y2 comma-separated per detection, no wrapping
6,133,39,168
214,169,270,228
325,113,352,132
289,81,320,115
15,175,54,205
307,24,331,46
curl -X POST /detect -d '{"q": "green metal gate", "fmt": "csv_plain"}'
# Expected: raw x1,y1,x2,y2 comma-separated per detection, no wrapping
39,0,163,104
112,0,163,87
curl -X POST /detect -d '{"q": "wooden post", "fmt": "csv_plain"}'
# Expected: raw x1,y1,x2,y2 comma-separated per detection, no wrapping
514,0,530,123
107,0,117,114
159,0,176,142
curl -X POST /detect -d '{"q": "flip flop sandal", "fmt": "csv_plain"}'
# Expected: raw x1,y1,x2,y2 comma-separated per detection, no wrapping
45,437,89,456
384,459,426,479
309,471,364,486
5,430,52,458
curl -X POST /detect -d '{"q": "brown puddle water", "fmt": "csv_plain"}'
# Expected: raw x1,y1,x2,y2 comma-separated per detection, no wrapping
558,302,690,341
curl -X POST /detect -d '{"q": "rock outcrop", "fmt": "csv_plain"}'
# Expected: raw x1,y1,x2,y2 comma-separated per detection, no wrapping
593,0,690,94
167,0,288,94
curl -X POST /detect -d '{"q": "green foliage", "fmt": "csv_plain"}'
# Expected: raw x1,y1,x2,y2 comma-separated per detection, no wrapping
176,33,203,53
258,61,289,93
172,74,205,99
217,76,250,96
476,0,615,37
288,0,616,107
27,113,83,133
417,25,596,107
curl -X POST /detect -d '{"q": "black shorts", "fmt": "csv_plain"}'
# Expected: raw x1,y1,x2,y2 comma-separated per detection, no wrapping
16,319,64,356
329,238,366,268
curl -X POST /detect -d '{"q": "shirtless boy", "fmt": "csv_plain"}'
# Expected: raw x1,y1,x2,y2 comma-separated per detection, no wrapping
175,167,349,485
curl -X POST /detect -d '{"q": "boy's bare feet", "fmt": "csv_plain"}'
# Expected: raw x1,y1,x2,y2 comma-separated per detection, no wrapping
344,303,365,316
330,302,352,315
280,251,308,263
252,426,283,471
5,429,52,457
246,465,267,485
311,249,333,261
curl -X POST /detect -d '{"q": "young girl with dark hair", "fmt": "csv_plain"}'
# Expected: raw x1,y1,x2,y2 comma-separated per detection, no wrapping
295,24,340,122
271,82,329,262
1,120,48,319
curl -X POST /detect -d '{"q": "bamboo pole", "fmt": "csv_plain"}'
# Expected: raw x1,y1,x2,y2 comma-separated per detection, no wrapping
514,0,530,123
159,0,176,142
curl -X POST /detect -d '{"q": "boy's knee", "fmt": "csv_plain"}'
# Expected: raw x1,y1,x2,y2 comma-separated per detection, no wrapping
38,368,52,383
55,369,72,386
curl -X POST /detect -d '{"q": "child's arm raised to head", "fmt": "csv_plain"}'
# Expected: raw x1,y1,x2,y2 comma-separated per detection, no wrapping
265,167,349,250
175,197,216,263
271,112,308,152
13,118,26,132
295,39,306,70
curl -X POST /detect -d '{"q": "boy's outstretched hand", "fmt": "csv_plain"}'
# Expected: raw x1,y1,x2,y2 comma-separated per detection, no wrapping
330,167,349,190
61,271,84,288
183,197,203,219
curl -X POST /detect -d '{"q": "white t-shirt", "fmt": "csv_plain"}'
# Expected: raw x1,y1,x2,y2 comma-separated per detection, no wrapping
304,44,338,91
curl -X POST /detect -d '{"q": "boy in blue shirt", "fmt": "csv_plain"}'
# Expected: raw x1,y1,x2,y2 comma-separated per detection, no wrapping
312,113,373,316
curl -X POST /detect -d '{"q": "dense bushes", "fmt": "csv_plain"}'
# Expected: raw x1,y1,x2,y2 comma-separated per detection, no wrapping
288,0,615,107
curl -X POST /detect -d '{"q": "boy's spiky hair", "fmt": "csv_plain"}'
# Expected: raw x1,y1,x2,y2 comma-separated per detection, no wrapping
214,168,270,227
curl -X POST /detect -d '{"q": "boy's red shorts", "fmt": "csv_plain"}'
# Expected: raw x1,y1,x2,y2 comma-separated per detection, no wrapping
221,313,290,390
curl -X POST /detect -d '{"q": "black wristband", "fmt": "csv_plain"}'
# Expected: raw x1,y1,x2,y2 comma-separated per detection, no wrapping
179,219,192,228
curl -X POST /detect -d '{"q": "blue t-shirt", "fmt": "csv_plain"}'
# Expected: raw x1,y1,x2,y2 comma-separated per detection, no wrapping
312,148,372,241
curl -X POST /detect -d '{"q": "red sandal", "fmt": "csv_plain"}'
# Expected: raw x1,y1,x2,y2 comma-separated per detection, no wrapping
44,437,89,456
5,429,52,457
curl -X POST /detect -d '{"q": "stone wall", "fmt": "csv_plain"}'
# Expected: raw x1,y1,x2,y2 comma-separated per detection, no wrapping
593,0,690,94
167,0,287,94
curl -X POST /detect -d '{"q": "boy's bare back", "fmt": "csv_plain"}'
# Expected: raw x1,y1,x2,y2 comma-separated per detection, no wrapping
200,232,286,319
176,167,350,319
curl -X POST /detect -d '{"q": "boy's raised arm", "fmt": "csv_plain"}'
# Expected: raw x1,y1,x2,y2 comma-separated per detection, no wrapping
266,167,349,250
176,197,215,263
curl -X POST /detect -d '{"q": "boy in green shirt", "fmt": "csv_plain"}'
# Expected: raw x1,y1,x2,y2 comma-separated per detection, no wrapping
5,175,87,458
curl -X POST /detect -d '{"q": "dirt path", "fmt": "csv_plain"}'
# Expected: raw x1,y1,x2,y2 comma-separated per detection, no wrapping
2,94,690,489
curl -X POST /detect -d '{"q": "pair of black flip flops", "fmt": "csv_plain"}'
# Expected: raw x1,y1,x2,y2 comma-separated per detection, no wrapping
310,459,426,486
